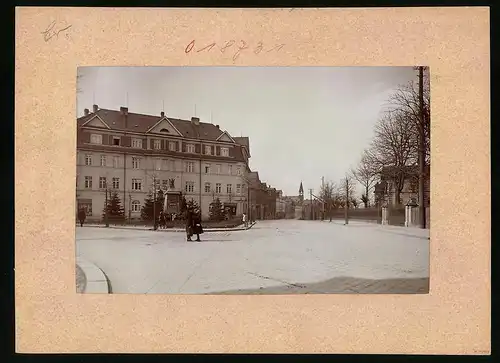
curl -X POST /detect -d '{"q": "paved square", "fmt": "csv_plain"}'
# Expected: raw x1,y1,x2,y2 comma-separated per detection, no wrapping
76,220,429,294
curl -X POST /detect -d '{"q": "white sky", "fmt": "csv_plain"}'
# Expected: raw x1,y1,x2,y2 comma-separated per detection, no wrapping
77,66,417,197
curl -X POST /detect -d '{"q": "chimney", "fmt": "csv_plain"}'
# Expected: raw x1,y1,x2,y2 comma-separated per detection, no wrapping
161,111,165,117
191,117,200,126
93,104,98,113
216,124,220,129
84,108,89,116
120,107,128,115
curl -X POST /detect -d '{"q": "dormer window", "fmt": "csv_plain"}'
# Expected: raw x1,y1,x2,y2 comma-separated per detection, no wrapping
132,138,142,148
90,134,102,144
160,128,170,133
205,145,212,155
186,144,195,153
221,147,229,157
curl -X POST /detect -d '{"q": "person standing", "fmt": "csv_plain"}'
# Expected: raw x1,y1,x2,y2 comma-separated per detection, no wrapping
185,209,194,241
242,213,247,228
192,210,203,242
78,208,86,227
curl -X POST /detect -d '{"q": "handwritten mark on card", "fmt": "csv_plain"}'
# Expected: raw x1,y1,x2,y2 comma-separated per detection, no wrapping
185,40,286,62
41,20,72,42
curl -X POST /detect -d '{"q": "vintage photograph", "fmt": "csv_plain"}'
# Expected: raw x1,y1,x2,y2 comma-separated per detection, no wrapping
75,66,430,294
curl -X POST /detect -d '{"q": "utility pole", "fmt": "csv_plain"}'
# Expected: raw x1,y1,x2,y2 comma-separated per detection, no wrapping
153,175,157,230
104,180,109,227
309,188,313,220
418,66,426,229
344,177,349,225
321,176,325,220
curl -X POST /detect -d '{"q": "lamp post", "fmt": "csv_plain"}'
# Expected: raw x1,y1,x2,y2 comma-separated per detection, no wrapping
104,179,109,227
152,174,158,230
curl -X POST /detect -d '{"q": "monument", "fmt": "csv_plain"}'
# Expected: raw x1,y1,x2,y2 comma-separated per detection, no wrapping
163,177,182,214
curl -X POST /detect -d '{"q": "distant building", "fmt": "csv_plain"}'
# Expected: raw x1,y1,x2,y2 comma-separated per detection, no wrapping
374,165,430,207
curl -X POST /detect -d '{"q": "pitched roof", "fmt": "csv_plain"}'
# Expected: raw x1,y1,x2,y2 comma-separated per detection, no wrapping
77,108,235,142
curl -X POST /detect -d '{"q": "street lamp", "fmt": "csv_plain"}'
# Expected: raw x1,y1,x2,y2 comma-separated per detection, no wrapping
152,174,158,230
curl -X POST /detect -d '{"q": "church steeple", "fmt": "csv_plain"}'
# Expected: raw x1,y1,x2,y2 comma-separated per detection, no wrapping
299,181,304,202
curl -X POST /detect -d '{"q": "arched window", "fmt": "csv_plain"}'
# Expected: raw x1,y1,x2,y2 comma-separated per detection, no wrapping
159,128,170,133
132,200,141,212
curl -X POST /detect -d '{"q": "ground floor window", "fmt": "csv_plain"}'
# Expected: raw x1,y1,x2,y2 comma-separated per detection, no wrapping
131,200,141,212
78,200,93,216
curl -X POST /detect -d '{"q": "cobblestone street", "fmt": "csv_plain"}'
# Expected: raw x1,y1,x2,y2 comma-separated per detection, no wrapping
76,220,429,294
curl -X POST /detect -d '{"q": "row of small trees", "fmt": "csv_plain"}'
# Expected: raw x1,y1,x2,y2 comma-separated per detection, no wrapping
101,190,201,223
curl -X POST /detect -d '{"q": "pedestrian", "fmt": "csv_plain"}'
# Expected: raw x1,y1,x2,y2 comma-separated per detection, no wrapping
242,213,247,227
192,209,203,242
185,209,194,241
78,208,86,227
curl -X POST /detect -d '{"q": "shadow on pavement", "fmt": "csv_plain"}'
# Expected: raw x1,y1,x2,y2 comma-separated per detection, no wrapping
207,276,429,295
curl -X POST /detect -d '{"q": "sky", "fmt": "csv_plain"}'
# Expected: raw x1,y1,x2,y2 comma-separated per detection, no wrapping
77,66,417,197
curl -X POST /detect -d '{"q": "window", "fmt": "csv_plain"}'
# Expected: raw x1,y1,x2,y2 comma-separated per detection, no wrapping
153,139,161,150
132,179,142,191
241,184,246,194
187,144,195,153
112,177,119,189
216,164,221,174
228,165,233,175
185,181,194,193
205,145,212,155
216,183,222,194
132,157,140,169
113,156,120,168
185,161,194,173
78,201,92,216
85,154,92,166
160,159,168,171
84,176,92,189
169,141,176,151
154,159,161,171
221,147,229,156
236,184,241,194
132,138,142,148
227,184,232,194
99,177,107,189
131,200,141,212
112,137,120,146
205,182,211,193
204,164,211,174
236,166,241,176
160,128,170,133
100,155,106,167
162,180,169,190
90,134,102,144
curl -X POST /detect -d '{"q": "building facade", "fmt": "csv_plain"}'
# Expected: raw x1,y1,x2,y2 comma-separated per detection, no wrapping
76,105,251,221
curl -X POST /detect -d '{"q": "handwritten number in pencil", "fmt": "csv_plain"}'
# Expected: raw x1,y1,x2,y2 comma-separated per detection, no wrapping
219,40,235,53
185,40,195,53
254,42,264,54
233,40,249,61
197,42,216,53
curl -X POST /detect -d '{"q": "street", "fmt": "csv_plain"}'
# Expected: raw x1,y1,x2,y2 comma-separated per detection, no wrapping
76,220,429,294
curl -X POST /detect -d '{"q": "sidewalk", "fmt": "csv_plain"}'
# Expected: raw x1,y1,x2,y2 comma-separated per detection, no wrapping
77,221,257,233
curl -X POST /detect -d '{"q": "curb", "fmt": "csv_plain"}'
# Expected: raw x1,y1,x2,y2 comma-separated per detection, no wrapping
78,221,257,233
76,257,110,294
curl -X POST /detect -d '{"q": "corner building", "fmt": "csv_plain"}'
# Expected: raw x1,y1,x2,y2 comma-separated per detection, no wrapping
76,105,251,221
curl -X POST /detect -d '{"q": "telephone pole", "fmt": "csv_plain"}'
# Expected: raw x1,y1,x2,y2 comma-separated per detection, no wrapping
321,176,325,220
344,177,349,225
418,66,426,229
309,188,313,220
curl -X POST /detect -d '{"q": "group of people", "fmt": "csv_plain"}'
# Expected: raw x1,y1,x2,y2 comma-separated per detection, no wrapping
157,211,179,230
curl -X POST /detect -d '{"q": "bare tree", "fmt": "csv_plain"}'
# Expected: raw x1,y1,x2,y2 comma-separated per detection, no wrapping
319,180,337,222
351,150,378,208
389,69,430,165
365,108,417,205
341,174,356,224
